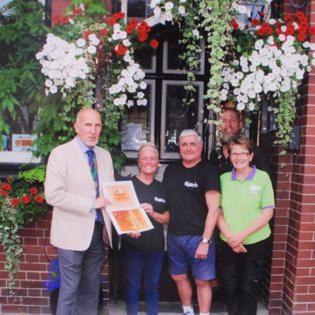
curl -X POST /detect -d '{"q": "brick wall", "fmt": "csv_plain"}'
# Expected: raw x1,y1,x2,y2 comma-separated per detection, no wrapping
268,1,315,313
0,211,110,313
0,212,56,313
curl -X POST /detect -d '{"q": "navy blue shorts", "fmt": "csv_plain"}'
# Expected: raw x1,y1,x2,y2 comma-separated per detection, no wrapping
167,233,216,280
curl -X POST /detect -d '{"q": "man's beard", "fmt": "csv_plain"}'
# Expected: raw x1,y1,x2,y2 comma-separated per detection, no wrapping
221,130,242,144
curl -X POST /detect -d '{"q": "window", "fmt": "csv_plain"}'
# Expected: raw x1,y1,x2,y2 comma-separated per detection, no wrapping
160,81,203,159
122,80,156,158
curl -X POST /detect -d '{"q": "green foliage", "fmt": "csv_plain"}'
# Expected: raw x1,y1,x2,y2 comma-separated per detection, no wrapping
18,165,46,183
0,0,49,143
0,178,48,294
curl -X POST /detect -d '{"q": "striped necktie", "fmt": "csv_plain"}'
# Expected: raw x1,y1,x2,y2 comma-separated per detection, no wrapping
86,149,103,223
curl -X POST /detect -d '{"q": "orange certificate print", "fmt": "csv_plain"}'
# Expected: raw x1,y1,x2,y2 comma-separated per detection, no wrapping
112,208,152,233
104,181,138,210
103,181,154,234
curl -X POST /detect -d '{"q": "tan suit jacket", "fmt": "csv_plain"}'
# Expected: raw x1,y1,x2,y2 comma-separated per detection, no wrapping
45,138,115,250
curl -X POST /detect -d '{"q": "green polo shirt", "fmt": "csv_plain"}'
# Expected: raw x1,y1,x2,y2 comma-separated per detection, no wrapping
220,166,274,245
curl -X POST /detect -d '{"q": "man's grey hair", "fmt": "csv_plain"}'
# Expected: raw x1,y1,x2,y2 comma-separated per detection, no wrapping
179,129,203,144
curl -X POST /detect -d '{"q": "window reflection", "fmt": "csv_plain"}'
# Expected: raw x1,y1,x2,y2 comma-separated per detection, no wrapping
161,81,203,157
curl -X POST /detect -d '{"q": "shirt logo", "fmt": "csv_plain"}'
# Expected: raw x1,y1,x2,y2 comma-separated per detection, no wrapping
154,197,166,203
250,185,261,193
184,181,198,188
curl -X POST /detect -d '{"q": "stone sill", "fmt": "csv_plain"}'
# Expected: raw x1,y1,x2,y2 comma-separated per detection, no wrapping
0,151,41,164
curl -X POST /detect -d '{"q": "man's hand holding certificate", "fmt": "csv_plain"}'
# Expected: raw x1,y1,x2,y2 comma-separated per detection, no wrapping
102,181,154,235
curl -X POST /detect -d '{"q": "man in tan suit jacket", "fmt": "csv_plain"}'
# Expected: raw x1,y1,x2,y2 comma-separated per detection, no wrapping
45,108,114,315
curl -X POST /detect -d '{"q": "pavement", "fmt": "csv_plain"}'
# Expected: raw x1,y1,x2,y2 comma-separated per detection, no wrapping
104,300,269,315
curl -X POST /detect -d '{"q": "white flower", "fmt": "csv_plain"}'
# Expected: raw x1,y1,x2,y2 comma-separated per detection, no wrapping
279,34,286,42
248,103,255,111
76,38,86,47
153,6,162,17
123,39,131,47
303,41,310,48
192,29,200,37
127,100,135,107
178,5,186,15
164,2,174,10
150,0,157,8
87,46,97,54
137,91,145,98
139,81,147,89
237,103,245,111
50,85,57,94
88,34,100,46
45,79,53,87
269,19,276,25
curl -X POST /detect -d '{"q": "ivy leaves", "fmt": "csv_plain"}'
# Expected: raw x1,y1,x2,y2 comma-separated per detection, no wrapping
0,0,49,138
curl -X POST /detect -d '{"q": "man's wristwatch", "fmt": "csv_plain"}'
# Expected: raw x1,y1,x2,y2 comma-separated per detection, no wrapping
201,238,210,244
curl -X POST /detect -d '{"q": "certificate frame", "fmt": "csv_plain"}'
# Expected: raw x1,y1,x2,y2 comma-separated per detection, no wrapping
102,181,154,235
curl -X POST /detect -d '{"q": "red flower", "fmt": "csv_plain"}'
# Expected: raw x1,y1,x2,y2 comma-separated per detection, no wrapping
83,30,93,39
138,32,148,42
257,27,265,36
106,16,117,27
285,24,295,36
52,16,69,26
29,187,39,195
11,198,19,207
309,26,315,35
230,18,239,31
0,190,8,197
296,11,306,22
261,22,273,35
72,8,83,16
113,12,125,20
149,39,159,49
99,28,109,36
35,195,44,203
251,19,260,26
114,44,128,56
284,13,293,23
258,11,265,18
297,32,307,42
137,21,151,33
21,195,31,205
1,183,11,191
126,19,137,34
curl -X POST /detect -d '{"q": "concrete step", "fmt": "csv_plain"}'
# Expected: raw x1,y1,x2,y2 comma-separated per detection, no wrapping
104,301,269,315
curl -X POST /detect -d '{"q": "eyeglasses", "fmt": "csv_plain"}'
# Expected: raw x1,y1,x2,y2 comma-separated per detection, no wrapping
230,152,250,158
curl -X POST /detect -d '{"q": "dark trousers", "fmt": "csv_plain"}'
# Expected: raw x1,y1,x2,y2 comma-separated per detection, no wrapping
217,238,270,315
57,222,106,315
122,249,164,315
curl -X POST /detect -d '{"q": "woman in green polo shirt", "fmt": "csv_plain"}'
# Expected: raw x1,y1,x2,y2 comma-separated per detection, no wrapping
217,135,274,315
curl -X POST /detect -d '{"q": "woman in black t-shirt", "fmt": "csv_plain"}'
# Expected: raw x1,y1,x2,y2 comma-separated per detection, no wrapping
121,143,169,315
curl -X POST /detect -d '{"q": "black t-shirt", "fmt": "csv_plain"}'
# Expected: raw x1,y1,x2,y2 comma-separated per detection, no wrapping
209,146,271,176
163,161,220,236
121,176,168,251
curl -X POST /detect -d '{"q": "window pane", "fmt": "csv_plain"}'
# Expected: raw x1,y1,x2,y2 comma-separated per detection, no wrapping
162,83,202,155
163,38,204,74
127,0,153,19
134,48,156,72
121,81,155,155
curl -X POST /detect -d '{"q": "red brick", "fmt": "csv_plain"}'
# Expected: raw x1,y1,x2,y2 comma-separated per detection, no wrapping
307,303,315,311
27,306,42,313
21,297,49,306
20,263,47,271
1,305,27,312
27,272,41,280
295,293,315,302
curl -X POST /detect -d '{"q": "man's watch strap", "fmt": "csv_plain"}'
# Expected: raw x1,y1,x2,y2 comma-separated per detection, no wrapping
201,237,210,244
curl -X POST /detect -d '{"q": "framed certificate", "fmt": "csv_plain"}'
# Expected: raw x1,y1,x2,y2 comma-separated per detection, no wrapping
102,181,154,235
